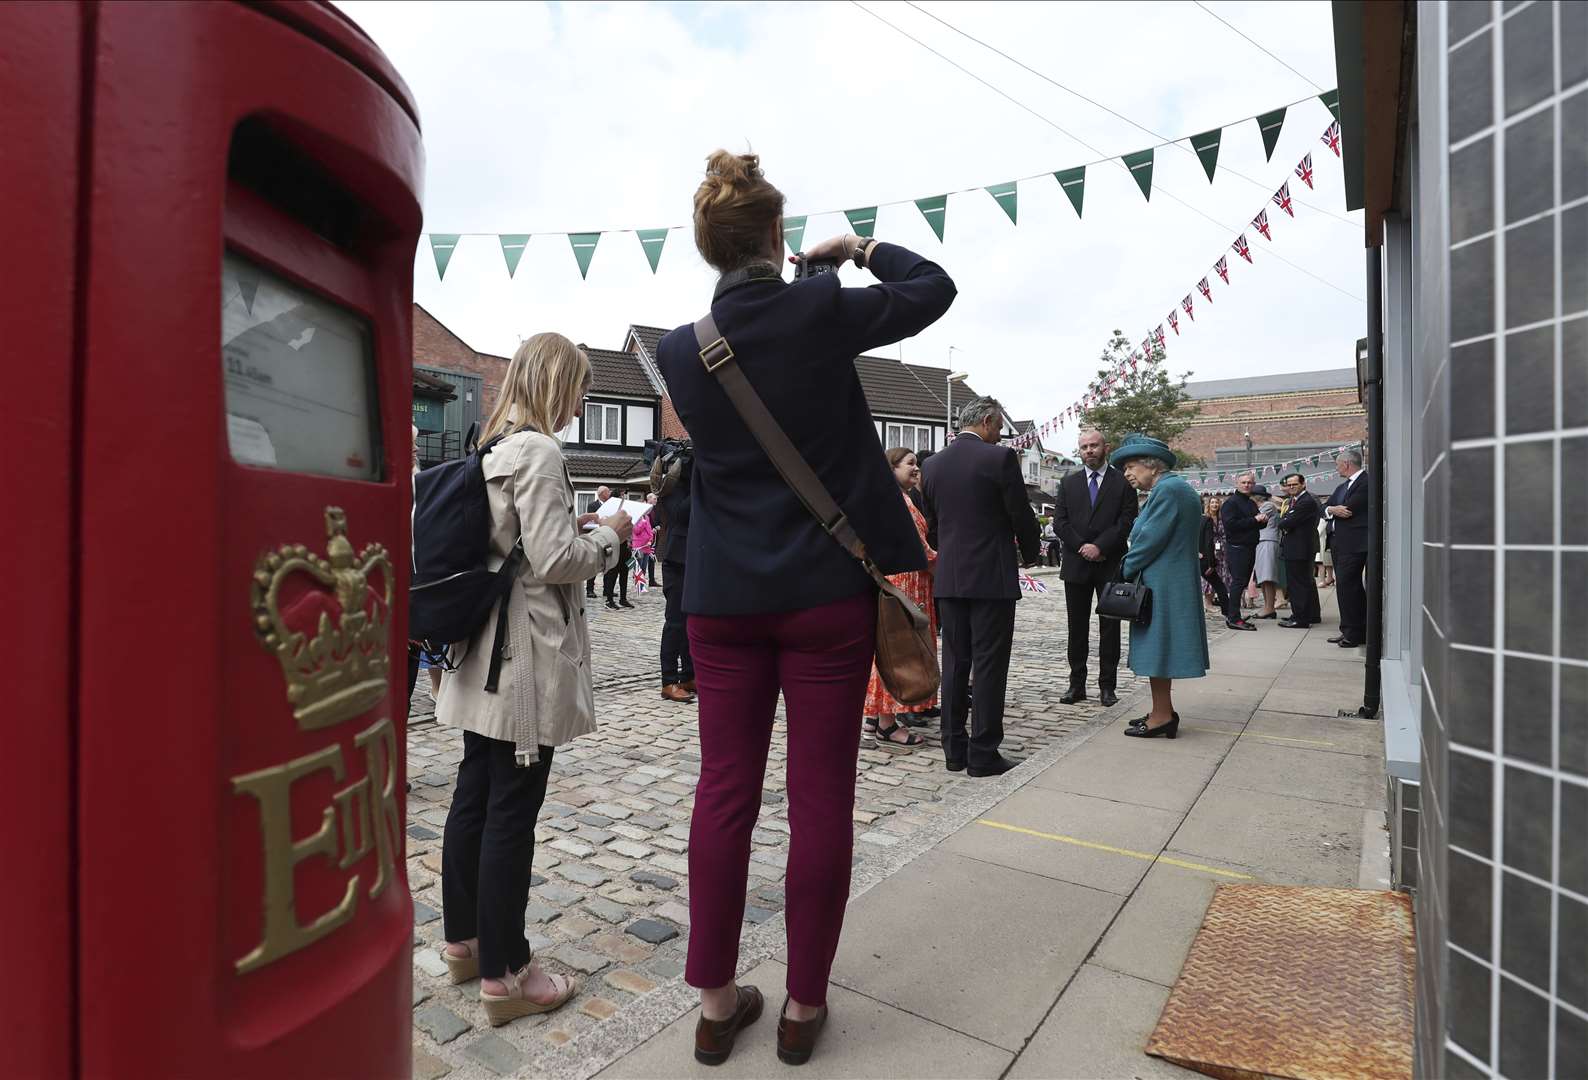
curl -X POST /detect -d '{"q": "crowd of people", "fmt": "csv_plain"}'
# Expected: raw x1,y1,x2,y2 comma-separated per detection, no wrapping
413,147,1371,1067
1196,449,1370,648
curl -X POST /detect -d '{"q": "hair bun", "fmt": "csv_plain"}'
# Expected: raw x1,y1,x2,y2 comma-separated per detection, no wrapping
704,149,761,188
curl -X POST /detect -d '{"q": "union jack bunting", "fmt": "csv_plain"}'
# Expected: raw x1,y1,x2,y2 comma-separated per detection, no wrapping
1253,210,1273,240
1272,182,1295,217
1322,121,1341,157
1182,294,1195,321
1215,256,1230,284
1140,339,1152,359
1295,153,1315,190
1233,234,1253,262
1168,310,1180,335
1154,324,1166,346
1198,276,1213,302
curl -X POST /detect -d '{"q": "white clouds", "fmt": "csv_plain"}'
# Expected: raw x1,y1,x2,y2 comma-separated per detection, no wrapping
337,0,1363,442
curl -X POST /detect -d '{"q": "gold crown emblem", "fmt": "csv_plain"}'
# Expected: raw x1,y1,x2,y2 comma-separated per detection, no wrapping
251,507,394,730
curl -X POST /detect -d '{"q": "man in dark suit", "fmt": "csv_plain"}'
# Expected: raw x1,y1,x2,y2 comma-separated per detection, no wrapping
585,485,611,598
921,396,1042,777
1219,473,1262,631
1053,428,1138,707
1277,472,1322,628
1324,448,1372,647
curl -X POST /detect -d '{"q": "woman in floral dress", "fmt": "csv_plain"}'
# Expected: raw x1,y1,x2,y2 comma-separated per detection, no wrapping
862,448,937,752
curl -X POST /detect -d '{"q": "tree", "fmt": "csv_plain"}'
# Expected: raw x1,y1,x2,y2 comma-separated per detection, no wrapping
1076,330,1203,466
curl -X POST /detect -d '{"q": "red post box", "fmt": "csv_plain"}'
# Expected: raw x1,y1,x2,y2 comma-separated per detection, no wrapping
1,3,424,1075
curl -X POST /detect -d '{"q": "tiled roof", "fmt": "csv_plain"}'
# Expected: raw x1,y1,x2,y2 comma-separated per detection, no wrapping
563,449,647,482
629,325,667,360
1013,419,1034,434
853,356,980,420
584,347,657,399
1183,368,1359,401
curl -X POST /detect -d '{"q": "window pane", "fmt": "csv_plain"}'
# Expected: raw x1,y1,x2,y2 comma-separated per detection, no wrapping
886,424,901,447
585,404,599,433
606,406,621,441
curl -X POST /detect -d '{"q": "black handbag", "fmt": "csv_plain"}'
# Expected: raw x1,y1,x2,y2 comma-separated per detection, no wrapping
1097,576,1152,627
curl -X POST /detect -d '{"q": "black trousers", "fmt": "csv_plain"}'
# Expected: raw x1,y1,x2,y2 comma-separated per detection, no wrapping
1335,548,1368,641
939,597,1016,768
660,559,694,685
1223,544,1256,622
1285,557,1322,625
1062,578,1120,692
442,733,554,978
603,545,630,601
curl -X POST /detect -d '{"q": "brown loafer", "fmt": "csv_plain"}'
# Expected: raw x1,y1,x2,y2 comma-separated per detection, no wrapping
776,997,828,1066
661,684,695,703
694,985,763,1066
682,679,697,694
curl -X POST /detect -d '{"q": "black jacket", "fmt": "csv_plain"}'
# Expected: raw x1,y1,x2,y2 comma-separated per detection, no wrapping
1220,492,1263,547
1324,470,1373,556
1199,516,1218,572
1052,465,1137,584
1278,491,1322,560
921,432,1042,600
657,241,955,615
654,482,691,564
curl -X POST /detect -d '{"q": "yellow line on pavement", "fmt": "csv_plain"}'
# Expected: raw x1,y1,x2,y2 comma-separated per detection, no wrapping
1178,724,1338,748
974,819,1254,880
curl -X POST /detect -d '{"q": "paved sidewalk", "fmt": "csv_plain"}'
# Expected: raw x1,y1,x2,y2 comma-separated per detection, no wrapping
593,592,1391,1079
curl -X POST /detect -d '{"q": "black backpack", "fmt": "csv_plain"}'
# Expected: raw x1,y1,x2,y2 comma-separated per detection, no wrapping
410,426,522,692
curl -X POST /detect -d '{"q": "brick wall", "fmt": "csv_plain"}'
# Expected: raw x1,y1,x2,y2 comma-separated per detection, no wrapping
413,304,508,412
658,394,689,439
1177,387,1366,464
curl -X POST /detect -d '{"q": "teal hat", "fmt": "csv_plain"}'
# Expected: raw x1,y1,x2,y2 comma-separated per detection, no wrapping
1109,433,1177,469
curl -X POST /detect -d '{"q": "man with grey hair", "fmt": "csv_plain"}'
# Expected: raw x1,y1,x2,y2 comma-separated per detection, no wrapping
1217,472,1263,631
921,396,1042,777
1324,448,1372,648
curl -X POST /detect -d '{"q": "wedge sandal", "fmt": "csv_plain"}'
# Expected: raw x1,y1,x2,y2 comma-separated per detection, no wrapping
480,969,577,1027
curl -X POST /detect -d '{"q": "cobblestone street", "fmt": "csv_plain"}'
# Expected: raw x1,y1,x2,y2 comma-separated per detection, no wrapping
405,574,1146,1079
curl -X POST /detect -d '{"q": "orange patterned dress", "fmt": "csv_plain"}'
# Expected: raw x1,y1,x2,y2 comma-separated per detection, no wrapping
864,491,938,715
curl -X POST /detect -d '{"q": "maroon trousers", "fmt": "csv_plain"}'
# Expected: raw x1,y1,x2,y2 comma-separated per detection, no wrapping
684,591,876,1006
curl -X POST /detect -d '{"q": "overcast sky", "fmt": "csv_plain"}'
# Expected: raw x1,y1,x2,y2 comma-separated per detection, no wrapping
338,0,1364,444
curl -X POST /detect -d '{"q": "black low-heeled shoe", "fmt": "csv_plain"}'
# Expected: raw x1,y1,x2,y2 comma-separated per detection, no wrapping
1124,713,1179,739
1127,710,1178,730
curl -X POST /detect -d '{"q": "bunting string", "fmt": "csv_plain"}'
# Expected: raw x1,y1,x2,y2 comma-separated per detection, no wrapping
423,91,1339,280
1005,123,1346,453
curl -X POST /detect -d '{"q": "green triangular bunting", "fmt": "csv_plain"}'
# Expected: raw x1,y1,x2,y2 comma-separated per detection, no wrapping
1123,149,1154,201
845,207,878,238
498,234,529,278
1257,107,1287,161
915,195,948,241
636,229,668,273
1191,128,1221,183
986,181,1018,224
568,232,600,279
783,215,807,254
1318,89,1340,123
429,234,460,280
1054,166,1086,218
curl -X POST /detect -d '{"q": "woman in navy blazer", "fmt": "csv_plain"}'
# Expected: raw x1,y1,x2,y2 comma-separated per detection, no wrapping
658,150,954,1065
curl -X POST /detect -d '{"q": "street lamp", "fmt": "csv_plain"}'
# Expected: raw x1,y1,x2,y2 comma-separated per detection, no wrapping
947,347,969,448
1243,430,1254,471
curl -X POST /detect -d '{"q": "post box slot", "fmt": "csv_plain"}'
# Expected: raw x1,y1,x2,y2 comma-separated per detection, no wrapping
228,117,371,252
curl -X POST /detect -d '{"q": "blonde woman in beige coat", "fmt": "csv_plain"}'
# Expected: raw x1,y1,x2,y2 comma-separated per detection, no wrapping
436,333,633,1025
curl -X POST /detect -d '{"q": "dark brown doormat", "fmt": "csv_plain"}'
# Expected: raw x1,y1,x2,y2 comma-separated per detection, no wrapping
1145,884,1414,1080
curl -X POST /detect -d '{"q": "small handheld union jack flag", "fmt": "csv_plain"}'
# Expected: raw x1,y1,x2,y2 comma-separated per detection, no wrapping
1168,310,1180,335
1233,234,1253,262
1322,121,1341,157
1295,153,1315,190
1182,294,1195,321
1272,182,1295,218
1198,277,1213,302
1253,210,1273,240
1215,256,1230,284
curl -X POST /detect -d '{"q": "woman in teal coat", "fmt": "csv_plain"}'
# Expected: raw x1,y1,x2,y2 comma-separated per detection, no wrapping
1111,435,1209,738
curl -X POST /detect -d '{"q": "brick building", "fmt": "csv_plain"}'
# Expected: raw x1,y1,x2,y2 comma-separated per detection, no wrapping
1176,367,1367,472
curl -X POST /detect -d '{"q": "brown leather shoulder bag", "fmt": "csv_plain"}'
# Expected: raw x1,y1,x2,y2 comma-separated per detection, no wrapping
692,314,940,705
